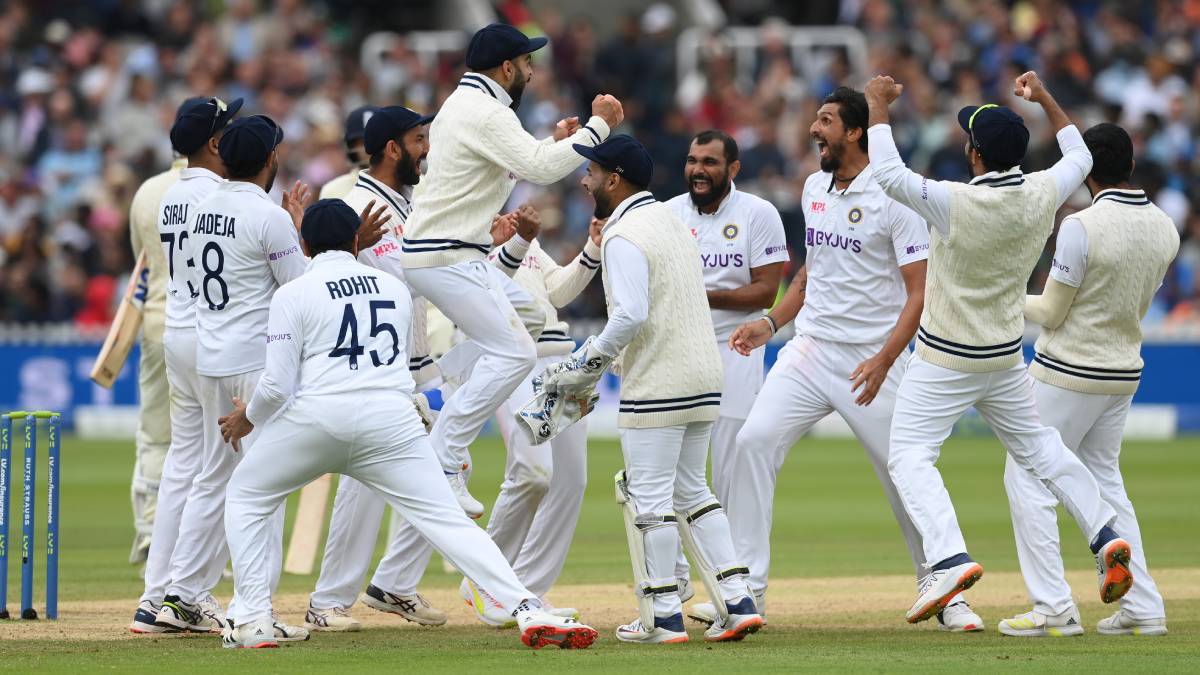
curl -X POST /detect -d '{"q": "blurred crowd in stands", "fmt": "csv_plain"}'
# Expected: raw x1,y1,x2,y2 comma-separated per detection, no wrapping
1,0,1199,331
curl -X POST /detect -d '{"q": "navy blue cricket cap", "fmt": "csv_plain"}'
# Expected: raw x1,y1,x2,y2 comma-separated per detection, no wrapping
363,106,435,155
958,104,1030,169
218,115,284,169
344,105,378,145
573,134,654,188
301,199,360,248
170,96,243,155
466,23,548,70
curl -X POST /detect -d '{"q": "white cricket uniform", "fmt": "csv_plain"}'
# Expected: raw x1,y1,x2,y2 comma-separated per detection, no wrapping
165,180,306,606
1005,189,1177,620
725,167,931,597
139,167,224,604
665,187,789,504
487,237,600,597
401,72,608,475
869,124,1117,568
225,251,539,625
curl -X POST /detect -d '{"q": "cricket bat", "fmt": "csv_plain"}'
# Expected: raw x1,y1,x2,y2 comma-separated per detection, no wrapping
284,473,333,575
90,251,150,388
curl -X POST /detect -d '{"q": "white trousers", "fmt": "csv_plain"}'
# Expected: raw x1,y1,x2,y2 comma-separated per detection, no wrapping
225,393,534,625
888,353,1116,565
133,327,170,544
166,368,283,605
141,329,215,602
405,261,537,472
621,422,746,616
489,355,589,597
725,336,926,595
1004,380,1165,619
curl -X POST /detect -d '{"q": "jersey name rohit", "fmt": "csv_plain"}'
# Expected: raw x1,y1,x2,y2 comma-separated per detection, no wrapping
325,274,382,299
193,212,237,237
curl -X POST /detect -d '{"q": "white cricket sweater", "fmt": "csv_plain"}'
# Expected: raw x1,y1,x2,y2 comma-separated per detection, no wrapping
601,193,723,428
916,170,1060,372
1031,189,1180,394
400,73,609,269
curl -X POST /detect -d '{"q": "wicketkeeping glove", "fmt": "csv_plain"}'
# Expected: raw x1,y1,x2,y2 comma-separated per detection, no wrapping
514,384,600,445
537,336,613,396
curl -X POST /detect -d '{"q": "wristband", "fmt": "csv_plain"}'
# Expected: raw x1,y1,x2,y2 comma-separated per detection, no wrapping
761,315,777,336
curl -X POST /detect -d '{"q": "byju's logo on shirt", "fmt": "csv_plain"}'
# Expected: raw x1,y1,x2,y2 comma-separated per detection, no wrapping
764,244,786,256
806,227,862,253
700,253,744,268
905,243,930,255
1051,257,1070,274
269,245,299,261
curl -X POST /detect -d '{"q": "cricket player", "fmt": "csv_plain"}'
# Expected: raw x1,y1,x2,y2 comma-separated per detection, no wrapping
217,199,599,650
864,71,1134,623
303,108,542,631
691,87,983,632
154,115,310,636
462,210,604,626
400,23,622,515
545,134,760,644
130,96,241,633
319,105,377,199
126,111,188,565
999,123,1178,637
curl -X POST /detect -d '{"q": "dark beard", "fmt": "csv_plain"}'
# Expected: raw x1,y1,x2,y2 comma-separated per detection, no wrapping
592,191,614,219
396,148,421,186
507,73,527,111
264,159,279,193
688,173,731,209
819,145,842,174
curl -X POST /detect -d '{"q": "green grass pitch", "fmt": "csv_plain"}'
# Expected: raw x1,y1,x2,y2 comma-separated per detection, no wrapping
1,433,1197,672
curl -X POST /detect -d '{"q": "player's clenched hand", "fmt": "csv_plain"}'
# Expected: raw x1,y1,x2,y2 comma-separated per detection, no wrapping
553,116,581,141
728,317,773,356
1014,71,1048,103
850,352,894,406
356,199,391,248
591,94,624,129
491,212,517,246
218,396,254,453
588,217,605,246
282,180,314,231
514,204,541,241
864,76,903,106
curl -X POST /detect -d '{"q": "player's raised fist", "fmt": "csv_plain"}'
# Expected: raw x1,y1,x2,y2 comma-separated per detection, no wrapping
491,212,517,246
865,76,904,105
1014,71,1047,103
592,94,624,129
588,217,605,246
554,116,581,141
514,203,541,241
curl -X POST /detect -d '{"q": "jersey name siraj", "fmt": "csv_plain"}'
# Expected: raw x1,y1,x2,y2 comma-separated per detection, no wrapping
161,203,189,227
325,274,382,299
192,212,237,237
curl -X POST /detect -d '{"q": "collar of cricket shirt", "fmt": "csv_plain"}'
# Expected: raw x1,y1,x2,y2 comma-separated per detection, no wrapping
458,72,514,108
969,167,1024,188
223,179,272,200
356,170,412,217
179,166,222,184
1092,188,1149,206
603,191,656,232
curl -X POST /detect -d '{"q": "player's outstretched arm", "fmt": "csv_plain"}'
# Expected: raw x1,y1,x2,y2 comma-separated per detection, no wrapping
851,259,925,406
544,217,604,308
728,265,806,356
864,75,952,237
471,94,622,185
1015,71,1094,208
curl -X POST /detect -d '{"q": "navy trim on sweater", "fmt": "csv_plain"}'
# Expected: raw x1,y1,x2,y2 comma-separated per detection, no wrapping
917,327,1022,359
1033,353,1141,381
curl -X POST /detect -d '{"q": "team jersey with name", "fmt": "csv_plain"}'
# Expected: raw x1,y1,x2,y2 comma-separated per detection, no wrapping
665,187,789,340
341,170,412,283
246,250,420,433
796,166,930,344
158,167,223,330
188,181,307,376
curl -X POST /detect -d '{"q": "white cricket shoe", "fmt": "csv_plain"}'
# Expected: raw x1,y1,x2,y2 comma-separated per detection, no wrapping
907,561,983,623
1095,538,1134,604
537,596,580,620
130,599,171,634
686,591,767,627
412,392,438,432
155,594,221,633
222,618,278,649
615,614,689,644
447,471,484,519
304,605,362,632
938,600,984,632
460,578,517,628
1097,609,1167,636
270,618,311,642
703,597,763,642
999,607,1084,637
515,604,598,649
198,593,226,628
360,585,447,626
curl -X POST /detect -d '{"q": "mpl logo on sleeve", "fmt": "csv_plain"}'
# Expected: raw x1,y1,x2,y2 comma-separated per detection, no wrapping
810,201,826,214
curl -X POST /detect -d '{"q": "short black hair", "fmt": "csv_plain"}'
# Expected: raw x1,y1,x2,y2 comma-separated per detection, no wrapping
692,129,738,164
369,147,387,167
1083,122,1134,186
225,151,270,180
822,86,869,152
306,240,356,257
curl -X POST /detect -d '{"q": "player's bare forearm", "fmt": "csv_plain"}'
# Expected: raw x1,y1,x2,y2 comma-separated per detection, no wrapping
879,260,926,362
707,262,785,311
1015,70,1071,133
1039,94,1071,133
